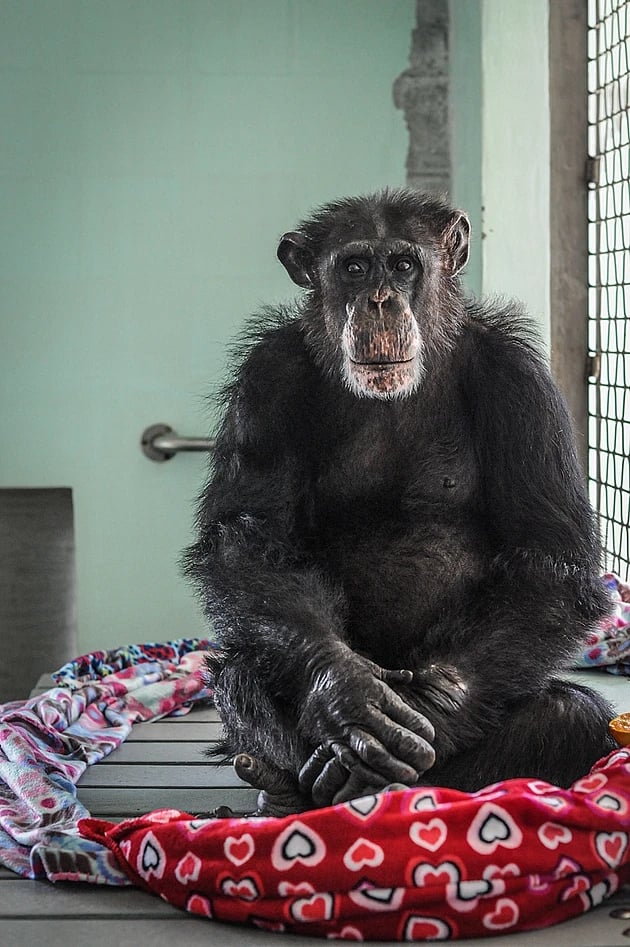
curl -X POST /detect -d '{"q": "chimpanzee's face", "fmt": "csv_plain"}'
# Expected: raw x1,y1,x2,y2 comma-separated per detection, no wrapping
320,237,424,398
276,194,470,400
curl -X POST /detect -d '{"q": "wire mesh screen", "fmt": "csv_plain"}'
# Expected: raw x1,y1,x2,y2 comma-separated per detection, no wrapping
587,0,630,579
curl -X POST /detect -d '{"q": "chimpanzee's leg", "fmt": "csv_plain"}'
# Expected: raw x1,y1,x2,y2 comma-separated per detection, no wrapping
209,658,312,815
425,678,616,791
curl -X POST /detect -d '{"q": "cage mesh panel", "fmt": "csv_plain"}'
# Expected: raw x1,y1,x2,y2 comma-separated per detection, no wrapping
588,0,630,579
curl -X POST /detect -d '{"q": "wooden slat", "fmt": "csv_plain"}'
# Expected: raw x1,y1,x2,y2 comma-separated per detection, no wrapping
102,741,209,763
1,917,281,947
125,721,222,741
150,707,220,722
77,786,257,816
79,764,244,788
0,880,179,917
565,670,630,712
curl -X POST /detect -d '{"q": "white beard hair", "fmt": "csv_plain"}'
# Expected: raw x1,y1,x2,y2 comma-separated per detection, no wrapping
340,337,425,401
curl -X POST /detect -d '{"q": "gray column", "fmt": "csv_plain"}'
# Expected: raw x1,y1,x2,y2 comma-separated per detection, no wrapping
393,0,450,195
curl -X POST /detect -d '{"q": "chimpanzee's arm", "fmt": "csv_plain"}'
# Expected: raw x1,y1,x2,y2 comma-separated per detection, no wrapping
183,325,435,785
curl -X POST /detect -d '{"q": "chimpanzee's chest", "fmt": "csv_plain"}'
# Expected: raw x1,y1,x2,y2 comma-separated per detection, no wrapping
308,412,480,527
303,409,486,656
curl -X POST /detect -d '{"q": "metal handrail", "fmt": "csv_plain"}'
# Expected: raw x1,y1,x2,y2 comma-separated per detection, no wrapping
141,424,215,462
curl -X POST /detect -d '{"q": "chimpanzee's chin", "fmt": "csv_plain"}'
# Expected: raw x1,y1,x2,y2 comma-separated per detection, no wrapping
348,359,420,399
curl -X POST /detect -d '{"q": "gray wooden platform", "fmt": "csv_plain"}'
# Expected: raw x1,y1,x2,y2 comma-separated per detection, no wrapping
1,671,629,946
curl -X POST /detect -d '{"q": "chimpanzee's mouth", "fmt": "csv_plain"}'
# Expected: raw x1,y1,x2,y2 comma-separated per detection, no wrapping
347,355,421,399
350,357,416,368
343,322,422,398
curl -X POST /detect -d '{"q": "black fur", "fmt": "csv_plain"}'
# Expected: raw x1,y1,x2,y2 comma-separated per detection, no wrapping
183,189,614,814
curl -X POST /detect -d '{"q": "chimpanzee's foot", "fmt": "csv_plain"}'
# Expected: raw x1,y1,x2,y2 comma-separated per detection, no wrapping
234,753,311,817
379,782,409,794
192,804,235,819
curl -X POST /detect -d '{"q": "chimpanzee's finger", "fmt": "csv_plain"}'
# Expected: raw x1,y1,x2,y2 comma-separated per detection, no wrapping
422,681,466,713
413,665,468,713
347,727,420,784
375,707,436,774
353,707,435,776
311,755,350,807
380,667,414,684
378,687,436,743
298,743,334,793
329,742,390,791
328,740,359,770
331,769,386,805
310,746,390,807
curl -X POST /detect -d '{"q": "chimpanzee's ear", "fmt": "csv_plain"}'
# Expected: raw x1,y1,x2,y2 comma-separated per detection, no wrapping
442,211,470,277
277,231,314,288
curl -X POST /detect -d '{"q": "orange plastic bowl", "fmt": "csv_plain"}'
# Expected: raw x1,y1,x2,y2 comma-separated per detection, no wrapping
609,712,630,746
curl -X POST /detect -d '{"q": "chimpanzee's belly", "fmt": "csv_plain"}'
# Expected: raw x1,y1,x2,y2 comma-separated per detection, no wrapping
314,514,487,665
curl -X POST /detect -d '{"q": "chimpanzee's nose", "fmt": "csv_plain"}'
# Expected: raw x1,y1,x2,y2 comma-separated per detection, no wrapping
369,287,391,304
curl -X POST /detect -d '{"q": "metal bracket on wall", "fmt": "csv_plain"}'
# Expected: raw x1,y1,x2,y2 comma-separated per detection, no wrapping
140,424,215,462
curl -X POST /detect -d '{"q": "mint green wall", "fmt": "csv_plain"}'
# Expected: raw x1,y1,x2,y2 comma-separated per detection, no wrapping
450,0,551,346
0,0,414,654
480,0,550,349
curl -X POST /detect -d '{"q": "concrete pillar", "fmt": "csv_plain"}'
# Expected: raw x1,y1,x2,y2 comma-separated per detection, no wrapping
394,0,451,195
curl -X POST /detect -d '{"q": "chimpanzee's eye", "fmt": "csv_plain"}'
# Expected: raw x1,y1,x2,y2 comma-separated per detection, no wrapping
344,259,368,276
394,257,414,272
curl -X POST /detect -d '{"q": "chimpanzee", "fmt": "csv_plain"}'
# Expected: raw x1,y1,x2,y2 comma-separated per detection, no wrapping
183,189,615,816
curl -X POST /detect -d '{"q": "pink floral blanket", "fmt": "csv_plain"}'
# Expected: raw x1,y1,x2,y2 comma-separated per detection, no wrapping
577,574,630,674
0,638,213,883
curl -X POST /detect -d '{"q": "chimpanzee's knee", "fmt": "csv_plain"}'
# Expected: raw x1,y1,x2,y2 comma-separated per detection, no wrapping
521,677,616,786
427,677,616,792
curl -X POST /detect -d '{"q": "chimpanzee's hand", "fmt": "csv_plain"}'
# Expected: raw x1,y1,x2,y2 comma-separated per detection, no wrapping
299,661,470,806
297,647,435,806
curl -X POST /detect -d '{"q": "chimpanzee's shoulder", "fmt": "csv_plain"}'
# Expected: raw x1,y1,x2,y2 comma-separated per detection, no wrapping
221,306,314,403
459,298,551,384
455,298,566,428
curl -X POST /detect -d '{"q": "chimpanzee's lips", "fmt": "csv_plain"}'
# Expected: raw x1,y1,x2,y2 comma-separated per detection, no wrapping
349,357,419,397
350,357,416,367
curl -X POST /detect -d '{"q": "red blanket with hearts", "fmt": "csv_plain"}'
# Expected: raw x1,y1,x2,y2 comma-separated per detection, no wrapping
79,747,630,941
